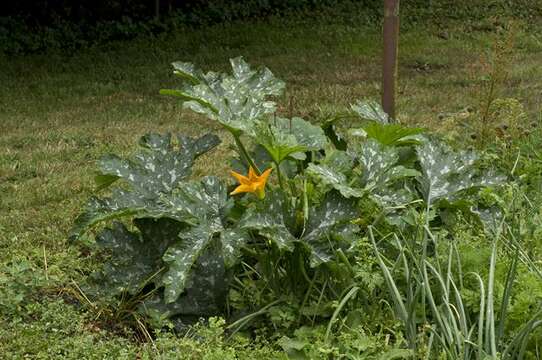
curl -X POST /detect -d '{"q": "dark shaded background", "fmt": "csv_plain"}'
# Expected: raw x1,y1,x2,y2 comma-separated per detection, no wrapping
1,0,540,55
0,0,379,24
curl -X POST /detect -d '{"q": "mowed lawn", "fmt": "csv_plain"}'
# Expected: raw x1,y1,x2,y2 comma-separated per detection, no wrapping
1,17,541,356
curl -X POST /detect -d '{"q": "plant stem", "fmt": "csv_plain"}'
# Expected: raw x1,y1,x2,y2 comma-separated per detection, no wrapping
325,286,359,343
233,134,260,175
274,160,286,191
297,269,319,326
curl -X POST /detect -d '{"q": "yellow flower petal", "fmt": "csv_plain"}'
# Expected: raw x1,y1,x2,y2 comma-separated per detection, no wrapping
230,184,254,195
230,167,273,197
230,170,250,185
248,166,258,180
259,167,273,182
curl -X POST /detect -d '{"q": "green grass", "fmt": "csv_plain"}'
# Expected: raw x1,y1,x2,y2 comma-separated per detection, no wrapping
1,15,541,358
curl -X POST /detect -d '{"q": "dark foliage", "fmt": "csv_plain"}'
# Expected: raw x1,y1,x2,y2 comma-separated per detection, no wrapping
1,0,541,55
0,0,378,25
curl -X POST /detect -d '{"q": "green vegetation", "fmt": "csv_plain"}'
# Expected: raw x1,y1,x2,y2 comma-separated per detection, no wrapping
1,10,541,360
2,0,542,54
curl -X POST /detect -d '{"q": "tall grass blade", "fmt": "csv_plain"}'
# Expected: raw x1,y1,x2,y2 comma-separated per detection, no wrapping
324,286,359,342
369,227,408,322
485,241,498,358
496,245,519,349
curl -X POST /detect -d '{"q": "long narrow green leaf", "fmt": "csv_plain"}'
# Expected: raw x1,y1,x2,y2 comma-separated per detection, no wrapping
502,310,542,358
324,286,359,343
391,234,419,347
449,277,469,351
226,299,284,338
496,245,519,348
369,227,408,323
485,241,497,358
468,272,486,360
422,260,453,350
517,319,542,359
425,260,462,355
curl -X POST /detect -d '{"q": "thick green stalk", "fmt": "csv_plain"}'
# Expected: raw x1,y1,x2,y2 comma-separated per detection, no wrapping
273,160,286,192
233,134,260,175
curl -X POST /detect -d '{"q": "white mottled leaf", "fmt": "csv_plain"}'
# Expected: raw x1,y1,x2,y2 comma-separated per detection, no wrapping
157,176,247,303
240,190,296,250
70,133,220,240
141,243,227,320
162,57,285,135
255,117,327,164
351,99,390,124
417,140,505,205
162,224,214,303
89,219,183,297
301,191,359,266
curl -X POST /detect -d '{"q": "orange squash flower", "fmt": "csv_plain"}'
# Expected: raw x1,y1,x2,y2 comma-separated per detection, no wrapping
230,167,272,199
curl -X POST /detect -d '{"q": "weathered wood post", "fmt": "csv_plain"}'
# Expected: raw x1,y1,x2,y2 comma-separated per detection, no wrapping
382,0,400,121
155,0,160,20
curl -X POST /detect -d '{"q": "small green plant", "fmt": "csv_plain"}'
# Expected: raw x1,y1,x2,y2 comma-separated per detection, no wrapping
0,260,47,318
457,22,520,146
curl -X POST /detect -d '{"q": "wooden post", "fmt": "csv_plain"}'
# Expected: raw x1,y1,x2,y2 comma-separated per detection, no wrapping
382,0,400,121
155,0,160,20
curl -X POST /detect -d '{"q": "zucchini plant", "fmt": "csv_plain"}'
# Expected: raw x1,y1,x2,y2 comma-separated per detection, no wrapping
71,57,504,331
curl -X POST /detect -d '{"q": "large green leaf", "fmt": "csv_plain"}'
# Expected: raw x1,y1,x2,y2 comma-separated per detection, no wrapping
141,241,228,323
88,219,184,297
362,122,424,147
70,133,220,240
355,140,419,192
417,139,505,206
308,141,418,206
300,191,359,266
158,176,248,303
351,99,391,124
306,150,364,199
240,190,297,250
256,117,327,164
161,57,285,135
241,189,359,267
162,224,216,303
98,133,220,194
354,140,419,207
